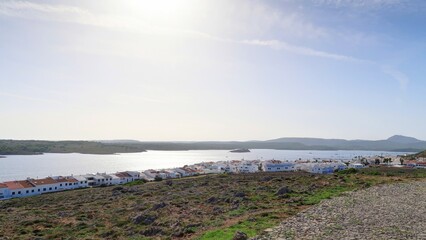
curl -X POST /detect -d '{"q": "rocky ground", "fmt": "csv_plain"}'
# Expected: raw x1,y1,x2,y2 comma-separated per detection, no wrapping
254,181,426,240
1,168,425,239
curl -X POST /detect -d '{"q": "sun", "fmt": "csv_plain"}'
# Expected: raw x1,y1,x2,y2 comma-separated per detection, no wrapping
125,0,194,26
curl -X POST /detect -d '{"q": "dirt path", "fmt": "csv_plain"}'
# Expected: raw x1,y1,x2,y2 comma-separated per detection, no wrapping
254,181,426,240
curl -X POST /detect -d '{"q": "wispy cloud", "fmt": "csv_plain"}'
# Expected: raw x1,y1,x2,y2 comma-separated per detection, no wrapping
381,66,409,91
0,92,61,104
0,1,84,14
0,0,89,20
0,0,128,30
242,39,373,63
230,1,328,39
241,38,409,90
0,0,409,91
312,0,407,9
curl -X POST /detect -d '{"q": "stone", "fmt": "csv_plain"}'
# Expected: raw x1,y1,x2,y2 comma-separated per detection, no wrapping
151,202,167,211
132,214,157,225
233,231,248,240
275,186,292,196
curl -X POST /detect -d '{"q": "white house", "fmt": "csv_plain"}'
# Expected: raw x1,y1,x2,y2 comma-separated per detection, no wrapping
173,168,197,177
236,161,259,173
217,163,236,173
202,164,225,174
125,171,141,180
143,170,159,180
262,161,296,172
72,175,89,188
163,170,181,178
328,162,348,171
0,183,10,200
157,170,173,179
349,163,365,169
96,174,108,186
31,177,63,194
81,174,118,186
80,174,101,186
115,172,134,184
4,180,38,198
306,164,335,174
52,176,78,191
103,174,121,185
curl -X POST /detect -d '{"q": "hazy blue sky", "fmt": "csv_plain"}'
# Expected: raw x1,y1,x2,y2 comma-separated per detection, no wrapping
1,0,426,141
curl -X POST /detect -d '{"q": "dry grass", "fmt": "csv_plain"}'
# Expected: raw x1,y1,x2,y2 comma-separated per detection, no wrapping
0,168,424,240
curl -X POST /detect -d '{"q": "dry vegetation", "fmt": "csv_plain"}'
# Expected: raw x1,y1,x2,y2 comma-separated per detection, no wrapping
0,167,425,240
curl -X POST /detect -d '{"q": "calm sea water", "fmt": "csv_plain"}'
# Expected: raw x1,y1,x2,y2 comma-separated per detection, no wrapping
0,149,410,182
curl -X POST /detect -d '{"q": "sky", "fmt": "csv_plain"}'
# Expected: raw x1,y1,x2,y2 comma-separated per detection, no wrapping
1,0,426,141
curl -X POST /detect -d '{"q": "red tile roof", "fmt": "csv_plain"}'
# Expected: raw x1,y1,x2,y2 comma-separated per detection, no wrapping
0,183,7,188
54,178,69,183
66,177,79,183
115,172,132,178
4,180,35,190
31,177,58,186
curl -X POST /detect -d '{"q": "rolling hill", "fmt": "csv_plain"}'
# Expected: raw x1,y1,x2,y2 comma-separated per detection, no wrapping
1,135,425,155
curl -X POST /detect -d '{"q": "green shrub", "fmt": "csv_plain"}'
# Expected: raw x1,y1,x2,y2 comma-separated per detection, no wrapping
338,168,358,174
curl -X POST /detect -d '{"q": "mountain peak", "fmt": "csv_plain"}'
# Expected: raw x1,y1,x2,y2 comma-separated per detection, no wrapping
387,135,420,144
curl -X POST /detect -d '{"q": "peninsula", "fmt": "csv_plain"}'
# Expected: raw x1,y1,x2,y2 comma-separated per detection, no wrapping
1,135,425,155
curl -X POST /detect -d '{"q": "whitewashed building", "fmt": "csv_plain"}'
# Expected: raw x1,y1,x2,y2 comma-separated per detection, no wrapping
31,177,63,193
115,172,134,184
52,176,80,190
262,161,296,172
173,168,198,177
236,161,259,173
0,183,10,200
202,164,225,174
143,170,160,180
125,171,141,180
103,174,121,185
328,162,348,171
72,176,90,188
306,164,335,174
3,180,38,198
349,163,365,169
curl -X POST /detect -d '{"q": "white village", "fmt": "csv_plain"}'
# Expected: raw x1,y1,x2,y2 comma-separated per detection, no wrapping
2,155,424,201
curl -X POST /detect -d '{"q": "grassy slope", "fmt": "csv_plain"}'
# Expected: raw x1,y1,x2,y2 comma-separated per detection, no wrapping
0,168,425,240
415,150,426,158
403,150,426,160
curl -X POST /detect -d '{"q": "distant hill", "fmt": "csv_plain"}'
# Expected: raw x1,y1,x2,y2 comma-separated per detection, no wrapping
0,140,146,155
98,140,142,144
263,135,426,152
386,135,422,144
1,135,425,155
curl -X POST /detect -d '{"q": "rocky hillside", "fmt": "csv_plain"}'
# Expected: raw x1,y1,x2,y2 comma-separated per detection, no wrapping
415,150,426,158
255,181,426,240
0,168,425,239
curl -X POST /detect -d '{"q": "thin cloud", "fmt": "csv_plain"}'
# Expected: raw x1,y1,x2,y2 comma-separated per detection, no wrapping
241,39,409,90
0,0,88,19
0,1,409,91
0,92,61,104
312,0,407,9
242,39,373,63
0,1,84,14
381,66,409,91
0,0,121,29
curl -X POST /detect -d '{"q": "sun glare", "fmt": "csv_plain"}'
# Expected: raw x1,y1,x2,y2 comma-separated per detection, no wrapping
126,0,195,27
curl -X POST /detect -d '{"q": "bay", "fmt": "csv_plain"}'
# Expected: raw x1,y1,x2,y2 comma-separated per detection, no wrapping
0,149,410,182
